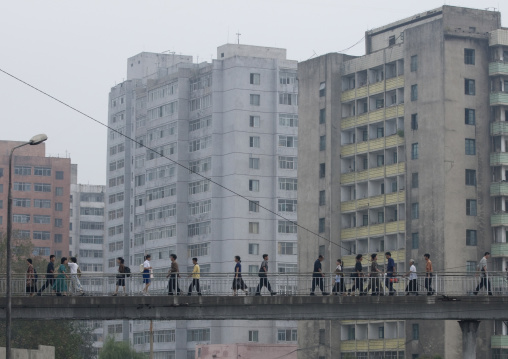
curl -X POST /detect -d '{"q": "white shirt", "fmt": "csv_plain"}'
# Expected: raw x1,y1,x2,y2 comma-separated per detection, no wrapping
68,262,79,274
143,260,151,269
335,265,342,282
409,264,417,280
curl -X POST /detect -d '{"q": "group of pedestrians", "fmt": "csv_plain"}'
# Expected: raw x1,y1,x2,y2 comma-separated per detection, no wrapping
30,255,85,296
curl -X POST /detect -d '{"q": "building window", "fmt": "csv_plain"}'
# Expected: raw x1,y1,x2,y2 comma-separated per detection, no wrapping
248,243,259,255
249,115,260,128
411,203,419,219
279,135,298,148
465,79,475,95
278,199,297,212
378,327,385,339
319,329,325,344
467,261,477,274
186,329,210,342
279,156,298,170
412,173,419,188
410,55,418,72
54,218,63,227
249,180,259,192
279,93,298,105
319,109,326,124
319,136,326,151
464,49,475,65
319,218,325,233
465,169,476,186
411,143,419,160
465,109,475,125
277,329,297,342
466,199,477,216
412,324,419,340
278,220,297,234
34,215,51,224
412,232,419,249
55,171,64,180
249,201,259,212
250,73,260,85
14,166,31,176
34,167,51,176
249,136,260,148
466,229,477,246
389,35,396,46
249,222,259,234
348,327,355,340
411,84,418,101
249,157,260,169
55,187,64,196
250,94,260,106
319,163,325,178
465,139,476,155
411,114,418,130
278,242,297,255
54,234,62,243
249,330,259,342
319,190,326,206
54,202,63,211
34,183,51,192
319,82,326,97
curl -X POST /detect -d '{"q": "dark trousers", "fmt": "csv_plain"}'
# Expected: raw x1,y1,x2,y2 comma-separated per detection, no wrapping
168,276,181,295
37,278,55,294
311,277,324,293
406,279,418,295
188,279,201,295
425,277,434,295
350,277,364,293
385,276,395,295
255,277,272,294
365,277,380,295
474,276,493,295
332,281,344,294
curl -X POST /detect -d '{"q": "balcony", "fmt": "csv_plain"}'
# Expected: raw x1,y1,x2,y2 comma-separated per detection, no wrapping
340,104,405,130
489,62,508,76
491,335,508,349
341,249,405,268
489,29,508,47
490,92,508,106
340,162,405,185
491,213,508,227
340,76,405,102
491,122,508,136
340,134,404,157
340,221,405,241
340,339,403,352
491,243,508,257
491,182,508,196
340,191,405,212
490,152,508,166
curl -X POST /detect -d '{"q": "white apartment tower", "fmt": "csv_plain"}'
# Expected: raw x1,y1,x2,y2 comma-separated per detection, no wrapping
105,45,299,359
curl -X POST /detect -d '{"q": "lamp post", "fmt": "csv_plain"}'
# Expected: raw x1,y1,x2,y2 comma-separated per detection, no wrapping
6,134,47,359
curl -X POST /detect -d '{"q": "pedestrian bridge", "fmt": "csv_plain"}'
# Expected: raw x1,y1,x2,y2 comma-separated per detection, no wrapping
1,295,507,321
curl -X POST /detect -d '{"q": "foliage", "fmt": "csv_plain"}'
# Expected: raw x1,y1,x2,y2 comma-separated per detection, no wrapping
99,336,147,359
0,320,94,359
397,129,405,138
0,230,47,274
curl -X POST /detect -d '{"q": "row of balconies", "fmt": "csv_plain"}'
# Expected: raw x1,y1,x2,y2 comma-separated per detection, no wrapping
341,191,405,213
341,162,405,185
341,134,404,157
341,76,405,103
341,104,405,130
341,220,405,241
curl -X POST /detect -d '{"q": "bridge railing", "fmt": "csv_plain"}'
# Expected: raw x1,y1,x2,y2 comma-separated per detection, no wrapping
1,271,507,296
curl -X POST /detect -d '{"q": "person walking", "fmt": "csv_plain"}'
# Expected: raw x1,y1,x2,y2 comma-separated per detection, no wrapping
365,253,381,296
255,254,276,296
310,255,329,296
349,254,365,296
474,252,493,296
187,257,202,296
385,252,396,296
232,256,248,296
142,255,152,295
424,253,434,296
113,257,126,296
37,255,56,296
68,257,85,296
26,259,37,296
53,257,69,296
167,254,181,295
332,259,344,295
404,259,418,296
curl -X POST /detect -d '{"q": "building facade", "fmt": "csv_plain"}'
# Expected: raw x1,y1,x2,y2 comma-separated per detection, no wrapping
0,141,71,259
297,6,505,359
104,45,299,358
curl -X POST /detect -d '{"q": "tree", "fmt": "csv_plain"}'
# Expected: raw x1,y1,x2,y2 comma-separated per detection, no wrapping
0,320,94,359
99,337,147,359
0,230,47,274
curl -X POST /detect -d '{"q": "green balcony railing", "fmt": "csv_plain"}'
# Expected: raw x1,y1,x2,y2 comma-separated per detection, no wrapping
491,92,508,106
491,153,508,166
489,62,508,76
491,122,508,136
491,213,508,227
491,243,508,257
491,335,508,349
491,182,508,196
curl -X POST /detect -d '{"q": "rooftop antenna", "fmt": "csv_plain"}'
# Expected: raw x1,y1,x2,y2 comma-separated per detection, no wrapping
236,31,241,44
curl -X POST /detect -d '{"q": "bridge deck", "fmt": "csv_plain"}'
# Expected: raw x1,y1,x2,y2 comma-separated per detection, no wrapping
1,295,507,321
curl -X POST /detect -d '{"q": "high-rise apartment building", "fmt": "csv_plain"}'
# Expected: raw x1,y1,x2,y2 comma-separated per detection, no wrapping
0,140,71,258
297,6,506,359
105,44,299,358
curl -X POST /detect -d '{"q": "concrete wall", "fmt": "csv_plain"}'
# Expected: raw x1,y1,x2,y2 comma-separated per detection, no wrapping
0,346,55,359
196,343,297,359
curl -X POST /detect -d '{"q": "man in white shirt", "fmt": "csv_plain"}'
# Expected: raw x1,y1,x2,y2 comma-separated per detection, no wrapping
405,259,418,296
68,257,85,296
142,255,152,295
474,252,493,296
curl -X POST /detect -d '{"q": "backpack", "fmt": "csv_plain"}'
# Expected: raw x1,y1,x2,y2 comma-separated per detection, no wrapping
125,266,131,278
139,263,144,273
33,268,38,282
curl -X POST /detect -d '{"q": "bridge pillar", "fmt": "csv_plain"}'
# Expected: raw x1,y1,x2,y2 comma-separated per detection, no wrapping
458,320,480,359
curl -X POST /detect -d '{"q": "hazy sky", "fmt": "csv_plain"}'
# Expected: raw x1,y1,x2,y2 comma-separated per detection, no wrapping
1,0,505,184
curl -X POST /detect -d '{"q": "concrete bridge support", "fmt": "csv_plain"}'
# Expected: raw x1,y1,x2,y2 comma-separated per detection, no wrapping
458,320,480,359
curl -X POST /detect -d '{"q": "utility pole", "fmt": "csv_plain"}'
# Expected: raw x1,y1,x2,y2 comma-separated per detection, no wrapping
150,320,154,359
236,31,241,44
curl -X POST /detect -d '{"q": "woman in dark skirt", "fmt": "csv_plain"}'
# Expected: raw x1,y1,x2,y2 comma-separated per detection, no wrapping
232,255,248,296
26,258,37,296
112,257,126,296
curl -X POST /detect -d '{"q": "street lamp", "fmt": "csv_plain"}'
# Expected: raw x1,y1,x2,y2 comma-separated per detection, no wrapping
6,134,47,359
